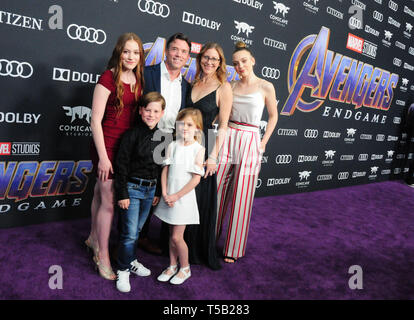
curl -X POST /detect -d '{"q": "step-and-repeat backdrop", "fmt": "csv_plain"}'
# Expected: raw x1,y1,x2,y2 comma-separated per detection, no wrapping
1,0,414,227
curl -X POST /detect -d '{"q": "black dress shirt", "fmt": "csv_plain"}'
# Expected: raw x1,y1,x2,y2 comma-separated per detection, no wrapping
114,120,163,201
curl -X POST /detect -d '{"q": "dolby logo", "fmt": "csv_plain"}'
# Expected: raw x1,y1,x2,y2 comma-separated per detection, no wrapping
182,11,221,31
267,177,291,186
381,169,391,175
387,135,398,141
298,155,318,163
323,131,341,138
352,171,366,178
233,0,263,10
53,67,100,84
371,154,383,160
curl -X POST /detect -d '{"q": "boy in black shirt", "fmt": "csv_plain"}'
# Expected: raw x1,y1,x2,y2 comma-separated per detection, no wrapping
114,91,166,293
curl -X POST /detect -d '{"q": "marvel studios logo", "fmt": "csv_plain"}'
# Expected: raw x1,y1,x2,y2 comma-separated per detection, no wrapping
0,142,40,155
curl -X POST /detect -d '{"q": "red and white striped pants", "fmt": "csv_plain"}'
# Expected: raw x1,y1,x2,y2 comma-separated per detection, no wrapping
216,121,262,259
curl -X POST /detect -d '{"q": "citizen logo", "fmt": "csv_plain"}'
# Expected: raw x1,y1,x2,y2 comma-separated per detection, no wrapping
277,128,298,136
373,11,383,22
371,154,383,160
393,117,401,124
233,0,263,10
53,67,100,84
323,131,341,138
388,1,398,12
304,129,319,139
267,177,291,186
0,59,33,79
263,37,287,51
393,58,402,67
66,24,106,45
359,134,372,140
234,20,254,37
0,112,41,124
0,10,43,31
388,16,401,29
317,174,332,181
396,154,405,159
138,0,170,18
352,0,366,11
183,12,221,31
376,134,385,141
340,155,354,161
358,154,368,161
298,155,318,163
261,66,280,80
326,7,343,20
381,169,391,175
338,172,349,180
275,154,292,164
395,41,406,50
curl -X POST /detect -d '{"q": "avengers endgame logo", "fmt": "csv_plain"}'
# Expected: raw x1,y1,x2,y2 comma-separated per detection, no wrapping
281,27,399,117
0,160,92,202
143,37,239,83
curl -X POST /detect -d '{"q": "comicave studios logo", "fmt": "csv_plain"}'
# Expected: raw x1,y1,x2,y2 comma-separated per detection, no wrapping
59,106,92,137
270,2,290,27
231,21,254,45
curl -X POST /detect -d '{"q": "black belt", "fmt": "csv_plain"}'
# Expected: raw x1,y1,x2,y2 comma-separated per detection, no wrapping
128,177,157,187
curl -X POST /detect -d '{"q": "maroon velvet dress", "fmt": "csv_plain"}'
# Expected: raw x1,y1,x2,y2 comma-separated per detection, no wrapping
90,70,140,179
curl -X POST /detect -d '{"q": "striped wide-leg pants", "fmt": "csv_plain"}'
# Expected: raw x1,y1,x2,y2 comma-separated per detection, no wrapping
216,121,262,259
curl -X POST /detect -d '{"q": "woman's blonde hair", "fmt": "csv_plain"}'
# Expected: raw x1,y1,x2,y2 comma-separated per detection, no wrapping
194,42,227,85
107,32,145,116
176,108,203,144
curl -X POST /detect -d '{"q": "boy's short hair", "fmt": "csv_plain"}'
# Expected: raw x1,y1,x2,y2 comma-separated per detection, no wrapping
140,91,166,110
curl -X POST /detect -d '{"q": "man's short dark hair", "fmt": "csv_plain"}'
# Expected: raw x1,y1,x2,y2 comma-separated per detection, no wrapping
166,32,191,51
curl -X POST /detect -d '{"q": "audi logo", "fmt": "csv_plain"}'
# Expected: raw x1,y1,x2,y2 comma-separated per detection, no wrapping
388,0,398,12
66,24,106,45
338,172,349,180
304,129,319,138
275,154,292,164
261,67,280,80
373,11,383,22
393,58,402,66
138,0,170,18
0,59,33,79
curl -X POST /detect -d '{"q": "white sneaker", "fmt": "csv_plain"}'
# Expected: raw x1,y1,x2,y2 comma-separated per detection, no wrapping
130,259,151,277
170,266,191,285
116,270,131,293
157,265,178,282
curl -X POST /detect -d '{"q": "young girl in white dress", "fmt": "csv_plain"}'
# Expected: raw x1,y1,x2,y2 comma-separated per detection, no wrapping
154,108,205,285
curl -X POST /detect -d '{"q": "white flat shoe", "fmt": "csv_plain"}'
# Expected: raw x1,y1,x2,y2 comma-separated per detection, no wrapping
130,259,151,277
170,266,191,285
157,265,178,282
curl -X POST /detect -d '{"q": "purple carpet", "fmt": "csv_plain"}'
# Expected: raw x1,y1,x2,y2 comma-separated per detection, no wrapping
1,181,413,300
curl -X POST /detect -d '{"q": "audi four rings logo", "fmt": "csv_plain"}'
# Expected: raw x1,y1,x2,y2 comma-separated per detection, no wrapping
275,154,292,164
67,24,106,44
138,0,170,18
304,129,319,138
0,59,33,78
338,172,349,180
261,67,280,79
373,11,383,22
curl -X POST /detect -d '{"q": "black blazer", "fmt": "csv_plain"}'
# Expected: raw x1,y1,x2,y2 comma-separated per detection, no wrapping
143,63,191,110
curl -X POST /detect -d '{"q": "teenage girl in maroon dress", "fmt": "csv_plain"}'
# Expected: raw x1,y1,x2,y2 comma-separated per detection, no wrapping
86,33,144,280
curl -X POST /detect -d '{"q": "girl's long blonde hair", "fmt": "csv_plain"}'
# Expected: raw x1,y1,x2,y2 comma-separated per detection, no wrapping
176,108,203,144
